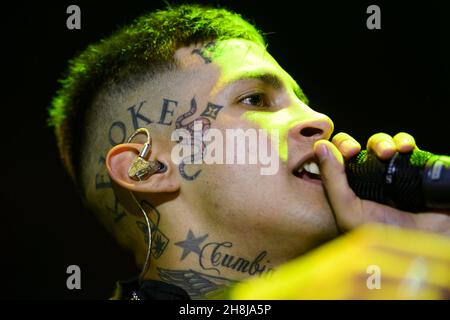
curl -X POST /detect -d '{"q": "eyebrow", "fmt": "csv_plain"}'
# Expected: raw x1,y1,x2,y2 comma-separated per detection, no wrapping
224,71,303,98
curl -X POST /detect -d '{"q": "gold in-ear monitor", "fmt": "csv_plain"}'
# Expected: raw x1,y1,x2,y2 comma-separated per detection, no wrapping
127,128,166,181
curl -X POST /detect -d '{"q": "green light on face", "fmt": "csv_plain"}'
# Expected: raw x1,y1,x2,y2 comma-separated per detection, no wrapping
243,107,308,162
210,39,313,163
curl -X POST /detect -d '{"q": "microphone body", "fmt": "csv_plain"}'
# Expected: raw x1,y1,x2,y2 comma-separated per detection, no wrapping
345,150,450,212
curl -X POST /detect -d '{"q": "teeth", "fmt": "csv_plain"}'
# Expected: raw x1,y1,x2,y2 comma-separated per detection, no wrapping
299,161,320,175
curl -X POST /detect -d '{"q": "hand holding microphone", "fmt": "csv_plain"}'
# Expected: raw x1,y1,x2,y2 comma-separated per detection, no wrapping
314,132,450,236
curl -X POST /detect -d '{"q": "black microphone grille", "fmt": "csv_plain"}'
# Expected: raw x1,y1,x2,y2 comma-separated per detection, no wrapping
345,150,434,212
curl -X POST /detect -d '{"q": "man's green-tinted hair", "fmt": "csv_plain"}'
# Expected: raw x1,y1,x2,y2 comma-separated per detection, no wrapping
48,4,265,184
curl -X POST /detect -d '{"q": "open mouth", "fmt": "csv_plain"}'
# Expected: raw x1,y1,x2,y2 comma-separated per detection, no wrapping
292,159,322,183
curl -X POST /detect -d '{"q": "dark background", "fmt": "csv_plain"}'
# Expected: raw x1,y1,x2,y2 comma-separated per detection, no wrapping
1,0,449,299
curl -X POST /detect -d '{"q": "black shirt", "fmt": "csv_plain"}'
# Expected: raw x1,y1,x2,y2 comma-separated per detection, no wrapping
110,278,190,300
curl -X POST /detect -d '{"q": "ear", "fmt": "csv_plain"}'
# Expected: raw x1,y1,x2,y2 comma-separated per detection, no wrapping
106,143,180,193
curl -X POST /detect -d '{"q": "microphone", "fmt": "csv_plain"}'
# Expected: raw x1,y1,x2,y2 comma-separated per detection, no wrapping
345,150,450,212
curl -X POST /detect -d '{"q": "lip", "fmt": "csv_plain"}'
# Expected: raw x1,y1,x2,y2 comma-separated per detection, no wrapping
295,170,322,185
290,152,317,173
291,152,322,185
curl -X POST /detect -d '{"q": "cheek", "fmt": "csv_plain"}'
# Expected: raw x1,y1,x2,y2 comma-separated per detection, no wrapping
196,163,287,220
187,161,337,246
201,163,266,194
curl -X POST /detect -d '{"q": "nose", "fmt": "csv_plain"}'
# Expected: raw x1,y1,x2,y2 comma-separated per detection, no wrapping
289,112,334,142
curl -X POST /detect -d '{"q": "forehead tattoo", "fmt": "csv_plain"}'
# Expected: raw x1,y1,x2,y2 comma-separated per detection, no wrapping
191,41,217,64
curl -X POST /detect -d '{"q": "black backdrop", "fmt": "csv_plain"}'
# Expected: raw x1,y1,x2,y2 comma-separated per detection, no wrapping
1,0,449,299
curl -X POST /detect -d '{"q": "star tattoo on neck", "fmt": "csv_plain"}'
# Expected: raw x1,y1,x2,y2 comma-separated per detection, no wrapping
175,229,209,261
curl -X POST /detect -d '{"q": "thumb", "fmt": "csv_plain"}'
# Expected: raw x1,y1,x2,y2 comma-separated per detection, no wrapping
314,140,364,231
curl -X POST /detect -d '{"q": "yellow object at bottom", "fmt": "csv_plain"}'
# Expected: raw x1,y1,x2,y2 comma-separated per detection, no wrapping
229,224,450,299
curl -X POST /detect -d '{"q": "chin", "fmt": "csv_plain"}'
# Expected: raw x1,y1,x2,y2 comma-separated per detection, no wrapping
283,201,338,244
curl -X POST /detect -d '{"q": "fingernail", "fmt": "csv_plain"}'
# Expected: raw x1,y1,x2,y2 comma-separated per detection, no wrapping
315,143,329,162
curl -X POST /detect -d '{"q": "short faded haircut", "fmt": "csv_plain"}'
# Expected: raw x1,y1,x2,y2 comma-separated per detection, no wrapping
48,4,266,187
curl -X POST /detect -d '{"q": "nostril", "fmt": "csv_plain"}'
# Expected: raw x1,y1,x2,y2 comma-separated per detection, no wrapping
300,127,323,137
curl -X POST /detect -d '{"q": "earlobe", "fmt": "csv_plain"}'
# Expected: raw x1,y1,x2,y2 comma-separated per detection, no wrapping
106,143,179,193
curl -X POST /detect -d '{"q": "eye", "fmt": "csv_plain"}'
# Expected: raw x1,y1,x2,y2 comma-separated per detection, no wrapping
239,93,267,108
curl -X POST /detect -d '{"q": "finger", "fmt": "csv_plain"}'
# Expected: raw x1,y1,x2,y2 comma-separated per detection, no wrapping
393,132,416,153
314,140,363,229
315,140,423,232
414,212,450,236
366,133,396,160
332,132,361,160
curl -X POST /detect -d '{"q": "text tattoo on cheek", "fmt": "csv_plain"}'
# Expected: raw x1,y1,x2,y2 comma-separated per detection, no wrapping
94,97,223,216
97,97,223,183
94,99,180,252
